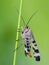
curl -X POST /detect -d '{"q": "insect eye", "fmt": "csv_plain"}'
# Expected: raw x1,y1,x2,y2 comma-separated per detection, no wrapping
22,31,24,34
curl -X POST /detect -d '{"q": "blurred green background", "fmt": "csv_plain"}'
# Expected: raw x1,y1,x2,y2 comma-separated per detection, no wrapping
0,0,49,65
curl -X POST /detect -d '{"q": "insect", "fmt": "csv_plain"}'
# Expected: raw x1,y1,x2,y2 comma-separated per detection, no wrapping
14,8,40,61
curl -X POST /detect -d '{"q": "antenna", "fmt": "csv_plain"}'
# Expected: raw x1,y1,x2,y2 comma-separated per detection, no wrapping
16,8,25,26
26,10,38,26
